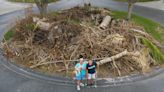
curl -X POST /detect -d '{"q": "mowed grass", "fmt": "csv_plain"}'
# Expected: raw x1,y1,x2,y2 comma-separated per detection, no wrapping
111,10,164,63
8,0,59,3
111,11,164,42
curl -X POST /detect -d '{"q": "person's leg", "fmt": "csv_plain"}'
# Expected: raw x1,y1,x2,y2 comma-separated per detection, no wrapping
83,74,87,86
76,76,81,91
77,80,81,91
88,74,92,86
92,73,97,88
80,75,85,87
90,74,94,85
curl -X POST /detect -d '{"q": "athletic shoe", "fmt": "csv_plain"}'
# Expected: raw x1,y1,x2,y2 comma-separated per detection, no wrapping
80,83,84,87
77,85,80,91
93,84,97,88
84,83,87,86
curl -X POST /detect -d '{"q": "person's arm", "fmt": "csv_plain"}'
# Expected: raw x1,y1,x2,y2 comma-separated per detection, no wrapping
82,61,87,70
86,64,89,78
75,64,80,71
95,62,99,74
72,71,76,80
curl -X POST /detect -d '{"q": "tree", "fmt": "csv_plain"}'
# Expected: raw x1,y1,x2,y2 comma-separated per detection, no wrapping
126,0,154,20
34,0,49,16
127,0,137,20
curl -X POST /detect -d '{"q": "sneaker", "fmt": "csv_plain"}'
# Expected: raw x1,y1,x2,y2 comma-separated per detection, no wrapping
80,83,84,87
84,83,87,86
77,85,80,91
93,84,97,88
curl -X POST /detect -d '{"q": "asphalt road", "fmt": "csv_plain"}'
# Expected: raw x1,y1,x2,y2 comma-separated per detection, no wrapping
0,0,28,15
0,0,164,92
48,0,164,25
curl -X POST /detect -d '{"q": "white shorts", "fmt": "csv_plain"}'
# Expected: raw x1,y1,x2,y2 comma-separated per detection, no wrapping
88,73,96,80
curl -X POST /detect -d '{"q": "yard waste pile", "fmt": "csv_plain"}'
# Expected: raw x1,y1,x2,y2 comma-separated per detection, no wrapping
2,6,163,78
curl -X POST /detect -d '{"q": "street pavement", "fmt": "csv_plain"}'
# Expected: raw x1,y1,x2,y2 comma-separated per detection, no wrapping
136,0,164,11
49,0,164,25
0,0,29,15
0,0,164,92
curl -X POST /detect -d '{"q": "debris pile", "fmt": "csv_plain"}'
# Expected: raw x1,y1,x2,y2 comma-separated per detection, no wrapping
2,6,162,77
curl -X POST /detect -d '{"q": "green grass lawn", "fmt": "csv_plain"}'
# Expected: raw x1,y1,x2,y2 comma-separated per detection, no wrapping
111,11,164,42
111,10,164,63
8,0,59,3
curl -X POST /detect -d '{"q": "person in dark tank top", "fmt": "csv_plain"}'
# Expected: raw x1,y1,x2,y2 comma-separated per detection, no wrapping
86,59,98,87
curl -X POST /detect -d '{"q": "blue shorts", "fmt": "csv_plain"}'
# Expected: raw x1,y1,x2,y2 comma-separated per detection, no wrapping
76,74,86,80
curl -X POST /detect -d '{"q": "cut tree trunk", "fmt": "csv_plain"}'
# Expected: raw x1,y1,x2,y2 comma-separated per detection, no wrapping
97,50,140,65
33,17,51,30
36,21,51,30
99,16,112,29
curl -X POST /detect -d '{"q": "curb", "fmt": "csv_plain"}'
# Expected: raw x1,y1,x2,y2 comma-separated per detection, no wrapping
0,49,164,87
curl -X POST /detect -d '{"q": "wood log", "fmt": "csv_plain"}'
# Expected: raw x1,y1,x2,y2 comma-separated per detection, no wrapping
97,50,140,65
33,17,40,22
33,17,51,30
99,16,112,30
29,50,140,68
36,21,51,30
33,17,47,22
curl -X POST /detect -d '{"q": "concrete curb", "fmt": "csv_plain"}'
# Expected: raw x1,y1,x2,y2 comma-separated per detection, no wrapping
0,48,164,87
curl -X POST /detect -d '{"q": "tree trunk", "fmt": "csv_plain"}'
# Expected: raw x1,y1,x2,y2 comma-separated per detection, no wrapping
97,50,140,65
127,3,134,20
34,0,48,17
37,4,48,17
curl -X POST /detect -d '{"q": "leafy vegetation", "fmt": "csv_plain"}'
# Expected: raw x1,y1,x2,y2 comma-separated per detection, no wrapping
4,29,15,41
141,38,164,63
112,10,164,64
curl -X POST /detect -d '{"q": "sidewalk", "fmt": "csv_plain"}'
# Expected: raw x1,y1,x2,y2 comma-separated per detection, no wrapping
136,0,164,11
0,0,29,15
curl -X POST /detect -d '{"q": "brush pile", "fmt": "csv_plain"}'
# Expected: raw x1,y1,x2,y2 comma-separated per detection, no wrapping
2,6,162,77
